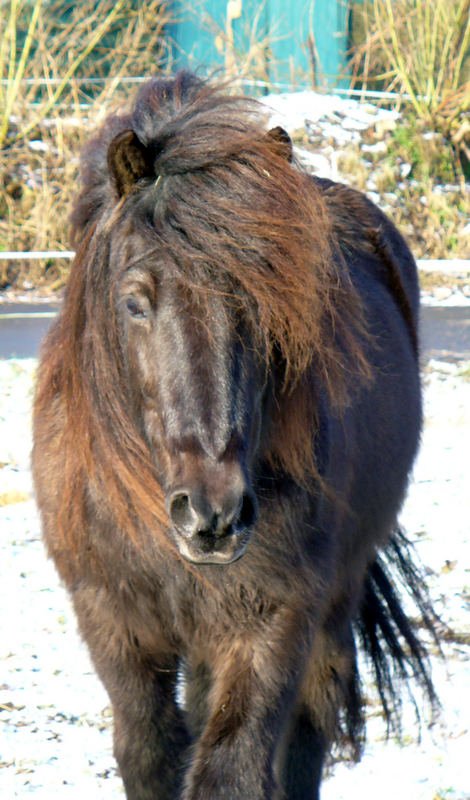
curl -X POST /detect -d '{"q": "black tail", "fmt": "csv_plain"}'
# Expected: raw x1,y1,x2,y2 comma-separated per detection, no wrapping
356,529,442,737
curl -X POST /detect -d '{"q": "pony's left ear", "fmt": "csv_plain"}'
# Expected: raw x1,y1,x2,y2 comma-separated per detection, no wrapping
266,126,293,162
107,129,152,198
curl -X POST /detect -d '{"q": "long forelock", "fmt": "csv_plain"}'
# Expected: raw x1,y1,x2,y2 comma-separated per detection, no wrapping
72,75,368,388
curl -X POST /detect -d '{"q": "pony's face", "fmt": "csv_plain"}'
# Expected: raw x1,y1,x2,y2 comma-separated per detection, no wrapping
117,265,265,565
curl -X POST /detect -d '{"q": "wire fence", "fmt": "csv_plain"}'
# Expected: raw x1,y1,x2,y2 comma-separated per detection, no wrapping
0,73,418,103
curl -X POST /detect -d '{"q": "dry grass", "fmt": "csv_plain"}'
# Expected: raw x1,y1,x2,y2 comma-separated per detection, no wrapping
349,0,470,176
1,123,81,290
1,0,173,147
0,0,173,291
335,125,470,260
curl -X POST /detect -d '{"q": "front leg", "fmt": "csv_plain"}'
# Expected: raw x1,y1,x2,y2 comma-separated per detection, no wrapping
183,611,307,800
72,585,190,800
111,662,190,800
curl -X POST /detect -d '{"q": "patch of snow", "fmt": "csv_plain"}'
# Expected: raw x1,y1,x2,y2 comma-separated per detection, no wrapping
417,260,470,275
27,141,50,154
400,162,412,178
366,190,381,205
421,289,470,307
261,90,400,140
294,146,334,179
362,141,388,156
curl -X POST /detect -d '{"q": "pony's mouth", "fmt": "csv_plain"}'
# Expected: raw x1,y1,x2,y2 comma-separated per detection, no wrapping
171,526,251,565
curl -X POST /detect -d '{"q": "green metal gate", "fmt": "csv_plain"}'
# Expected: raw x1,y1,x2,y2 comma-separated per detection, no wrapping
169,0,351,89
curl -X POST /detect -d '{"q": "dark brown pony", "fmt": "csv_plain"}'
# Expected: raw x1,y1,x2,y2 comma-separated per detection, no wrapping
33,72,437,800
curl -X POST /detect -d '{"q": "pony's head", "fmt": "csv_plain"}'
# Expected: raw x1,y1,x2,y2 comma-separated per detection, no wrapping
43,73,368,564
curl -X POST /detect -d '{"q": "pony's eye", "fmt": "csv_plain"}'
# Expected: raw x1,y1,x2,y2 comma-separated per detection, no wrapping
126,298,147,319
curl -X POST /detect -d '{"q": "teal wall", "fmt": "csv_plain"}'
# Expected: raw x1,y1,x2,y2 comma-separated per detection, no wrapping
169,0,351,89
265,0,349,86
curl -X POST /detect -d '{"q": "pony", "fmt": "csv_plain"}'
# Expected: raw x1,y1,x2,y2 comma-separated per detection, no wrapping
32,72,437,800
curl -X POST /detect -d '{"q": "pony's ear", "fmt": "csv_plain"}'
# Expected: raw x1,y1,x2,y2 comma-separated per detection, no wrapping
266,126,293,162
107,129,151,198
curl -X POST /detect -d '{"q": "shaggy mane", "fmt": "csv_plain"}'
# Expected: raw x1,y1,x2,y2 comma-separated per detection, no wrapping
34,72,372,558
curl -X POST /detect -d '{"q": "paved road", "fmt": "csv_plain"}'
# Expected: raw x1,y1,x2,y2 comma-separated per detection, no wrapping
0,302,469,361
420,305,470,361
0,303,60,359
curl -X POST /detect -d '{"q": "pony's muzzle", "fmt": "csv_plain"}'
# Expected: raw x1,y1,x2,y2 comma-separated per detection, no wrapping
165,485,257,565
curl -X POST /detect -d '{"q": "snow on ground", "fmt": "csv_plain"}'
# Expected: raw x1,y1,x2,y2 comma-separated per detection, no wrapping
261,90,400,146
1,356,469,799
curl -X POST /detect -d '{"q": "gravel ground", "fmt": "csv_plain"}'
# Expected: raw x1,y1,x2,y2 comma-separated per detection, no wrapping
1,356,469,799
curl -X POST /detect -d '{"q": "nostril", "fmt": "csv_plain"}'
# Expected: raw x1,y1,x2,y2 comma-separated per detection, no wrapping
167,492,193,531
237,491,258,531
167,490,218,538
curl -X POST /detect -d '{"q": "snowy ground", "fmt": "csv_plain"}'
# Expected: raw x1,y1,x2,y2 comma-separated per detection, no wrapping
1,354,469,799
